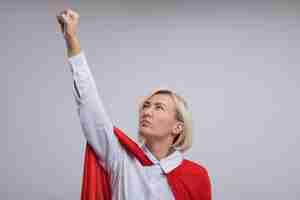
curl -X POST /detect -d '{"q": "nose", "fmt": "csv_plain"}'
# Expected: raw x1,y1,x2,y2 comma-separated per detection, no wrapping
141,105,153,118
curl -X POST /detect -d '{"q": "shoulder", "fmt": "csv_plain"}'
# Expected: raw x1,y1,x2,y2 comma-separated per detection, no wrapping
176,159,211,188
180,159,209,176
168,159,210,181
179,159,211,190
168,159,212,199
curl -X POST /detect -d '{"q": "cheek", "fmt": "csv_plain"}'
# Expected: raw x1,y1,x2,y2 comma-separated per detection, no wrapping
154,116,175,134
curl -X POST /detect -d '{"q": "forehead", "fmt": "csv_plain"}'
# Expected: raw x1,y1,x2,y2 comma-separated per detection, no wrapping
145,93,175,107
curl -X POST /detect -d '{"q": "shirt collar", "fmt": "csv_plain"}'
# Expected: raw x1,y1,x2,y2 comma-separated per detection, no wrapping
141,143,183,174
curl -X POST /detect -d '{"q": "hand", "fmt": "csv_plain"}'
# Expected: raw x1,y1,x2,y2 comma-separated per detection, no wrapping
56,9,81,57
56,9,80,39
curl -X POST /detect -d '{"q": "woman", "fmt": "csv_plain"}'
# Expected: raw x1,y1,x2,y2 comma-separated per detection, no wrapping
57,9,211,200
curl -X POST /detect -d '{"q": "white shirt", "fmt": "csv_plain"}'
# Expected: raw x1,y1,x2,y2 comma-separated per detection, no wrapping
68,52,183,200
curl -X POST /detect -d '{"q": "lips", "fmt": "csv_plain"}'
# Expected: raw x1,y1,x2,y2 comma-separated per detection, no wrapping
140,119,151,126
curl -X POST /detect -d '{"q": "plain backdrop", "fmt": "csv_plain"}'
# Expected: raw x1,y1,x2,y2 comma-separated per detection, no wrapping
2,0,300,199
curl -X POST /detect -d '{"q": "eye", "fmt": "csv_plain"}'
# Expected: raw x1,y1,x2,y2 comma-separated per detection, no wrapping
156,105,164,110
142,103,149,109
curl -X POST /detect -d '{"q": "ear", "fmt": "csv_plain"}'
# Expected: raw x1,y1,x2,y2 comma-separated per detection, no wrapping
172,121,184,136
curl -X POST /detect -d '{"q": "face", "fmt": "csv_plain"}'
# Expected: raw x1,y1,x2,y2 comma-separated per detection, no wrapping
138,93,182,141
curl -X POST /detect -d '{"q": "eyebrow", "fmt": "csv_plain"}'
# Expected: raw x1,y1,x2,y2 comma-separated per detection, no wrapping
143,100,167,108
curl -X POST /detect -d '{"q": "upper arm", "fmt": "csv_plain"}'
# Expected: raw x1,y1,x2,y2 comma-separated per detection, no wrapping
77,101,125,171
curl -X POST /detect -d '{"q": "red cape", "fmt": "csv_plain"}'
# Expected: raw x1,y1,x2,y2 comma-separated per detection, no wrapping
80,127,211,200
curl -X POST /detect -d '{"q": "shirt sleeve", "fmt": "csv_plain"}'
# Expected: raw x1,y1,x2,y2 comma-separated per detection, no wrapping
68,52,124,172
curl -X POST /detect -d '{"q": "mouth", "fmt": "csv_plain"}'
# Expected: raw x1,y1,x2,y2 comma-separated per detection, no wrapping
140,120,151,126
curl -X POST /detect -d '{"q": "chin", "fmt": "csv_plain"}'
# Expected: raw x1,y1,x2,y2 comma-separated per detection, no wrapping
139,126,154,138
139,127,164,141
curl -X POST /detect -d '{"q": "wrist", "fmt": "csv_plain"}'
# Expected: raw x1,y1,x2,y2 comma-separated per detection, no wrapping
64,33,77,44
65,35,81,57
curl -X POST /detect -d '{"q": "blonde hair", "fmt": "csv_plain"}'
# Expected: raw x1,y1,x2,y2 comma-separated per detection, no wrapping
138,88,193,152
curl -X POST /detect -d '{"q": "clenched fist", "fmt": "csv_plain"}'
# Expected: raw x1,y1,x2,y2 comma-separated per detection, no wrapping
57,9,81,57
56,9,80,39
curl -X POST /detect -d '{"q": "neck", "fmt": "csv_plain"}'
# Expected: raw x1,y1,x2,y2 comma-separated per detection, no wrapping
145,137,174,160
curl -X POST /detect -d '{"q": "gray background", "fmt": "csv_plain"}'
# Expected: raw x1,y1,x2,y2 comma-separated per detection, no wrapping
2,0,300,199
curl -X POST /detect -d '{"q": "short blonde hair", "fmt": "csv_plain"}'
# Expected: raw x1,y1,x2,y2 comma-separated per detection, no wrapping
138,88,193,152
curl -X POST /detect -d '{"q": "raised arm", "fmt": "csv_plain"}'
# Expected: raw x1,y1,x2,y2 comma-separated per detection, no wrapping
56,9,124,171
